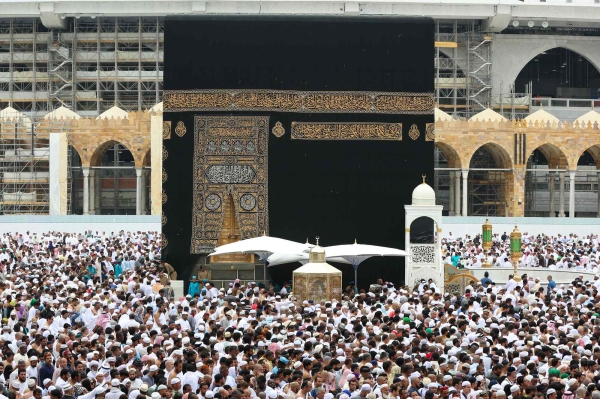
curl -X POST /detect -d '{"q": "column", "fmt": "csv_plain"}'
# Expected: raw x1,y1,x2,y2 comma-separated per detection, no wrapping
448,171,455,215
549,171,555,217
89,169,96,215
150,112,162,215
461,170,469,216
454,171,461,216
140,169,147,215
95,171,101,213
569,170,576,218
82,167,90,215
49,132,68,215
558,172,565,217
436,225,444,295
597,171,600,217
405,225,411,286
136,167,143,215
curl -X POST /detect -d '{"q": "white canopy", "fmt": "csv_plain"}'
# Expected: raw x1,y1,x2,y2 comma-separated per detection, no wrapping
210,234,308,260
324,241,408,283
325,242,408,260
468,108,507,123
267,251,352,267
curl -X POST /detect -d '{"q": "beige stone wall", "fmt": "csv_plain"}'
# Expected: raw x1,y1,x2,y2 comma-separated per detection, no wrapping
38,111,152,168
34,114,600,218
435,119,600,216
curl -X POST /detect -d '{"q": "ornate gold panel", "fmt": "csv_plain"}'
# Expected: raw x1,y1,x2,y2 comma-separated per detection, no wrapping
291,122,402,140
425,123,435,141
329,275,342,300
163,121,171,139
210,194,254,263
164,89,434,115
175,121,187,137
308,275,328,304
272,121,285,138
191,115,269,254
294,274,307,302
408,124,421,140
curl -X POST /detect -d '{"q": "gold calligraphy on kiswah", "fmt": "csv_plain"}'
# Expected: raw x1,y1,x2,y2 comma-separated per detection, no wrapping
291,122,403,140
163,89,433,115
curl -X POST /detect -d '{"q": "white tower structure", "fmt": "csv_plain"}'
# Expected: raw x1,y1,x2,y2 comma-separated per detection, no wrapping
405,177,444,293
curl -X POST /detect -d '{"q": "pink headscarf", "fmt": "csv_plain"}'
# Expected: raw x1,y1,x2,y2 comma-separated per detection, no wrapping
339,368,352,389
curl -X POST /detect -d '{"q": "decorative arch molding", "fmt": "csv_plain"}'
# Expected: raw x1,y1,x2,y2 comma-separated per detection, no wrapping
435,142,463,169
89,140,136,167
525,143,571,170
465,141,514,170
492,35,600,97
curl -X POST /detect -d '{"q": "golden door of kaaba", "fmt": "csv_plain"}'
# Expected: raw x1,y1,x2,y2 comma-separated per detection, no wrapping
190,115,268,259
210,193,254,263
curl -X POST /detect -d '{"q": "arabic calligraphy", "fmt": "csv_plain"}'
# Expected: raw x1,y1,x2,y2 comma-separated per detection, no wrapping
291,122,402,140
164,89,433,115
204,165,257,184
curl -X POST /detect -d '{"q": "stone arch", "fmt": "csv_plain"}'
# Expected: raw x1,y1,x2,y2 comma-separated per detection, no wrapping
495,37,600,97
435,142,463,169
68,144,84,166
90,140,136,167
576,145,600,169
466,142,513,170
525,143,570,170
142,147,152,167
467,143,513,216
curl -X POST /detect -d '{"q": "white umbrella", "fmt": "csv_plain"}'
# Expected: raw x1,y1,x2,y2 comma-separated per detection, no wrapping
209,234,308,281
266,252,353,267
324,240,409,287
266,253,309,266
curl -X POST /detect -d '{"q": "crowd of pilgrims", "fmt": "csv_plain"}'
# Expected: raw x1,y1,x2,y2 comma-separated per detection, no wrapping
0,230,596,399
443,232,600,270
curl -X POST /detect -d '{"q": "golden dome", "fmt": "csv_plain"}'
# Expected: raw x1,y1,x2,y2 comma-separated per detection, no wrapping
309,244,326,263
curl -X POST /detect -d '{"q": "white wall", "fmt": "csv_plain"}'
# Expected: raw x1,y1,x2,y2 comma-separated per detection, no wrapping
492,34,600,97
468,267,593,286
444,216,600,238
0,215,160,235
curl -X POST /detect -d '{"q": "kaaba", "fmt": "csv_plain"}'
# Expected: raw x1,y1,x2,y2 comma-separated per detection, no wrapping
162,16,435,288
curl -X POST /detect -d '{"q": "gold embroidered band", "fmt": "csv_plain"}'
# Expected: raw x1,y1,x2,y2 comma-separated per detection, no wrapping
164,89,433,115
291,122,402,140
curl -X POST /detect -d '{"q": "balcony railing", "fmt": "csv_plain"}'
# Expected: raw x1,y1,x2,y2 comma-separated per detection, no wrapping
532,97,600,109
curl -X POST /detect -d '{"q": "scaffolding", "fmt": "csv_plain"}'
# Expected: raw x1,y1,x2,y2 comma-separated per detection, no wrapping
0,116,64,214
466,24,492,117
0,17,164,117
435,21,468,118
48,30,73,110
434,21,493,119
467,148,507,217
